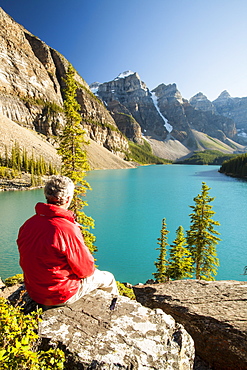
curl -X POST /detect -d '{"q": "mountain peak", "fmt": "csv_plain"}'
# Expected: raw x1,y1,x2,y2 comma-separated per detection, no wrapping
189,92,215,113
114,70,136,80
215,90,232,100
152,83,183,104
190,92,209,101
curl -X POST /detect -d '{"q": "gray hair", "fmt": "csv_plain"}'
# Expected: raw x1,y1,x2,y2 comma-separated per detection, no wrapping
44,175,74,205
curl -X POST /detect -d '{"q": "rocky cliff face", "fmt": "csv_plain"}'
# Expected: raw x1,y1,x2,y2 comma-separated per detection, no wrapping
0,7,128,156
91,72,241,159
92,71,168,141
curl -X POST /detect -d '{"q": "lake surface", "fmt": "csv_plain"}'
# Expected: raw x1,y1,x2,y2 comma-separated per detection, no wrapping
0,164,247,284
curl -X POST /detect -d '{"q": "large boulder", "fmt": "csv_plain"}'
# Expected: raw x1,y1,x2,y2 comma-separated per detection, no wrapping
134,280,247,370
39,290,194,369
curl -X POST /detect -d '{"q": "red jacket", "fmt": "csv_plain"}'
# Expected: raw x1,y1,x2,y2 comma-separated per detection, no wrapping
17,202,95,305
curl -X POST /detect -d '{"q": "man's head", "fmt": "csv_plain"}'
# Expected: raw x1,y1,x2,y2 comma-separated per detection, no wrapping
44,176,74,208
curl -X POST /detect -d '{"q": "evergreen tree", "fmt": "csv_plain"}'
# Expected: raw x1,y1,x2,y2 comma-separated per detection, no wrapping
15,142,22,172
58,64,96,254
167,226,193,280
186,182,221,280
153,218,169,283
31,167,36,187
22,148,29,173
4,145,8,167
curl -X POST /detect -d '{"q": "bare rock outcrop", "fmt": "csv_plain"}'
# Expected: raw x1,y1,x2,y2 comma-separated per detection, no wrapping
107,100,143,144
134,280,247,370
4,286,195,369
39,290,194,369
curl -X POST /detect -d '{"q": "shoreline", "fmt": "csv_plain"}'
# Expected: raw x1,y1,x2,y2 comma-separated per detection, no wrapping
0,185,43,192
0,176,44,192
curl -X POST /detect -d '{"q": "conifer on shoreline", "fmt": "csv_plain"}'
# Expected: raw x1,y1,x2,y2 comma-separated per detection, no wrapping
167,225,193,280
186,182,221,280
58,64,96,254
153,218,169,283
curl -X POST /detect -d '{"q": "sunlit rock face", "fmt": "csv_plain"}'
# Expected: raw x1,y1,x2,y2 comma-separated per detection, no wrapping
0,7,129,156
92,71,170,140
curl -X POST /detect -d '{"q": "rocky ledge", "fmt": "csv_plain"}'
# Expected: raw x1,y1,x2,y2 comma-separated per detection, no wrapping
5,285,194,369
134,280,247,370
3,279,246,369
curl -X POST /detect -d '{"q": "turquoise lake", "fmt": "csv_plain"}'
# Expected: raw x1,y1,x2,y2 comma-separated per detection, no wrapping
0,164,246,283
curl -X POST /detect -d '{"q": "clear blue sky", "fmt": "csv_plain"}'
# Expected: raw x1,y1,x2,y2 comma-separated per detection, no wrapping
1,0,247,101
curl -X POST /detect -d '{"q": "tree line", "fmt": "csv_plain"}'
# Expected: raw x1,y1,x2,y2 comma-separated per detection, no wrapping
0,142,58,186
153,182,221,282
219,152,247,178
178,149,236,165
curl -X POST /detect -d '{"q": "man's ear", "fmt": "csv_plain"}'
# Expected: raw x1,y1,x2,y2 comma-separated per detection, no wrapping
67,195,73,207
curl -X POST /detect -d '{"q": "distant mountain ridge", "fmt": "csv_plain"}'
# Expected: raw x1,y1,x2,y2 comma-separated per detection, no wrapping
190,91,247,141
90,72,246,160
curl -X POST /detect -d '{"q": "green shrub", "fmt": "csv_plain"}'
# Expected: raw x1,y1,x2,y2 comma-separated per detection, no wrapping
4,274,24,287
117,282,135,300
0,298,65,369
0,167,15,179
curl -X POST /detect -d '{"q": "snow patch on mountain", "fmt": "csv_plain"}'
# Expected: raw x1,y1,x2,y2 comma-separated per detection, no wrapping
151,92,173,133
115,70,135,80
237,129,247,138
90,82,100,95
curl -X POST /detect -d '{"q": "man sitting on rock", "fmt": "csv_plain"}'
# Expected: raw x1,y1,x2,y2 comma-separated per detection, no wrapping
17,175,118,308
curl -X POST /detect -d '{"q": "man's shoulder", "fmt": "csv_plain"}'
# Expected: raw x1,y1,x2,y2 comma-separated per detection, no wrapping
51,216,79,234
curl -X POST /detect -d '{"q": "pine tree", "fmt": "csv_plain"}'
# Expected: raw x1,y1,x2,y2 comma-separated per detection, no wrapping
15,142,22,172
153,218,169,283
186,182,221,280
31,168,36,187
167,226,193,280
11,145,17,170
58,64,96,254
4,145,8,167
22,148,29,173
